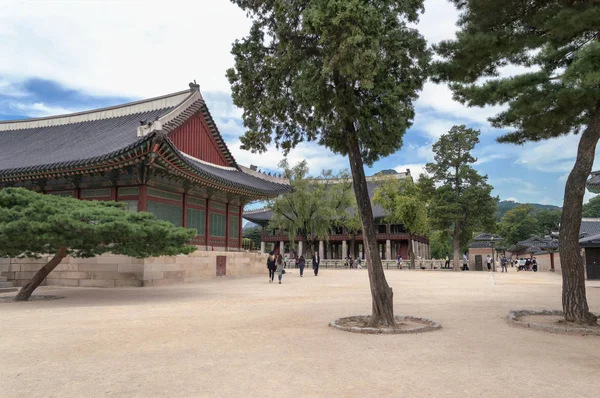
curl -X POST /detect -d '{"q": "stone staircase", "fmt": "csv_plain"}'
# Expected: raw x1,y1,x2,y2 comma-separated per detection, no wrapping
0,275,17,293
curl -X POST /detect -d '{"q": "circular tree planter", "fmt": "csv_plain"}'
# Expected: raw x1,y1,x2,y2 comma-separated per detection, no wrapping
330,315,441,334
0,295,65,303
508,310,600,336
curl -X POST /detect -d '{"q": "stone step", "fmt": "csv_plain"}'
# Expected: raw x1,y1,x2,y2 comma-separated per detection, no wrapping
0,276,7,282
0,281,14,288
0,287,17,293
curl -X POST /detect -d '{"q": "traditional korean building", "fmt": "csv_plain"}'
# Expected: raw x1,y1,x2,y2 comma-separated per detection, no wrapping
0,83,290,252
243,170,431,261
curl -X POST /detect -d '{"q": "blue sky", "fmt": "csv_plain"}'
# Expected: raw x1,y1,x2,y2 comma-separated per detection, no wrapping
1,0,597,208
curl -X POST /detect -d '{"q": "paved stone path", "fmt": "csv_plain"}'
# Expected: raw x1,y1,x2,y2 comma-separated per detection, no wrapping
1,270,599,397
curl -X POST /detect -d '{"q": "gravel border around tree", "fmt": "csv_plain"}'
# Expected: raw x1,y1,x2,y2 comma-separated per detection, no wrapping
507,310,600,336
0,295,65,303
330,315,441,334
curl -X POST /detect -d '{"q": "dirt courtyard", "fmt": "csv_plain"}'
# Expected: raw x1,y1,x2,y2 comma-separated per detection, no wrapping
1,269,600,397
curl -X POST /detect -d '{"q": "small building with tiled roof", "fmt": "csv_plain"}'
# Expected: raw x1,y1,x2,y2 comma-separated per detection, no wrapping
0,83,290,251
243,170,430,260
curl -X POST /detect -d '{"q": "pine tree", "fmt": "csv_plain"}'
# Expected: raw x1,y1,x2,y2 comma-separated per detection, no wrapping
426,125,498,270
227,0,430,326
0,188,197,301
433,0,600,323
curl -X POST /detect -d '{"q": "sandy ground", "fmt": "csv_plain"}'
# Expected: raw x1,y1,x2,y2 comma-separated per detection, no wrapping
1,269,600,397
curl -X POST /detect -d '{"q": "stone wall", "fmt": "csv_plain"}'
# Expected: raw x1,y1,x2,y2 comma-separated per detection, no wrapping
0,251,268,288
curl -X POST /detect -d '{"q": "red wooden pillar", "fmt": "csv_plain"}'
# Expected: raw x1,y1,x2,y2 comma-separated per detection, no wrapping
138,186,147,212
238,205,243,250
182,193,187,228
225,203,230,251
205,199,210,250
73,188,80,199
110,187,117,202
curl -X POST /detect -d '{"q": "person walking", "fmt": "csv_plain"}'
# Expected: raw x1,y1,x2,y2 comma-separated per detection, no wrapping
349,255,354,269
297,255,306,277
276,254,285,284
501,255,508,273
356,257,363,269
312,251,320,276
267,253,276,283
444,254,450,269
462,253,469,271
486,254,492,272
397,255,403,270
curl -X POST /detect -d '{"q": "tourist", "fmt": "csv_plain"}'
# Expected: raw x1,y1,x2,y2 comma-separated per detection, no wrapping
501,255,508,273
397,255,403,270
298,255,306,277
276,254,285,284
486,254,492,272
349,255,354,269
462,253,469,271
532,257,538,272
312,251,320,276
267,253,276,283
356,257,363,269
283,254,288,268
444,254,450,269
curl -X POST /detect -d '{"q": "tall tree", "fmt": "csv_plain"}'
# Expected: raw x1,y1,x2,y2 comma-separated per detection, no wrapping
498,204,541,247
429,230,453,260
373,177,428,269
0,188,197,302
227,0,429,326
242,225,262,249
582,195,600,218
535,209,562,236
269,160,356,257
426,125,498,270
433,0,600,323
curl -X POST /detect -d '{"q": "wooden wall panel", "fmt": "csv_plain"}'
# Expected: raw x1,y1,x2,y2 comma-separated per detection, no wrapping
168,112,229,167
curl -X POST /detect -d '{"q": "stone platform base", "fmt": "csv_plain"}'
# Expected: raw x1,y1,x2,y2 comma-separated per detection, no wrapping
0,251,268,288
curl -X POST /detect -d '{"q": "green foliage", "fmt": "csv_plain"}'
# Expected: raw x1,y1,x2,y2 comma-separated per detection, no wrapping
497,200,560,221
0,188,197,259
227,0,430,165
433,1,600,144
497,204,540,247
373,177,428,237
242,225,262,249
535,209,562,236
373,177,428,267
426,125,498,247
268,160,356,254
582,195,600,217
429,230,452,260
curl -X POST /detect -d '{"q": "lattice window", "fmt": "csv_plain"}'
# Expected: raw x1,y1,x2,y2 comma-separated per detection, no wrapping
147,200,182,227
209,202,226,211
188,196,205,206
81,188,111,198
209,212,226,237
187,208,206,235
48,191,73,197
118,187,139,196
229,216,239,238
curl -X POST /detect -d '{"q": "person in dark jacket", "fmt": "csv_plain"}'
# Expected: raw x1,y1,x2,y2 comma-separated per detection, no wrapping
267,253,276,283
312,251,320,276
298,255,306,277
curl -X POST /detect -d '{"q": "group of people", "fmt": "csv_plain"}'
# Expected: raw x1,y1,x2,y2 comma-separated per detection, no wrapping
266,251,321,283
486,255,538,272
344,256,363,269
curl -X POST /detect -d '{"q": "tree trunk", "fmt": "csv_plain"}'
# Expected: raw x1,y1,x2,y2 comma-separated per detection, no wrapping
350,236,356,259
452,222,461,271
347,133,395,327
559,103,600,324
409,236,415,269
14,248,67,302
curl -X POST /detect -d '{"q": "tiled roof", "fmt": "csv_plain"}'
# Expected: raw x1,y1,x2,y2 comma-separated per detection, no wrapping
0,87,290,197
580,218,600,237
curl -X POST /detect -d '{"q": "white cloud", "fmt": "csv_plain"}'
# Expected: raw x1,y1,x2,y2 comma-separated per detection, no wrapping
229,139,348,174
0,79,29,98
505,197,519,202
1,100,78,117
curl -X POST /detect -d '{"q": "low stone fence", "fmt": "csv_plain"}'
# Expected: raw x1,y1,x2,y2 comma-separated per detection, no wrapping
289,258,447,270
0,251,269,288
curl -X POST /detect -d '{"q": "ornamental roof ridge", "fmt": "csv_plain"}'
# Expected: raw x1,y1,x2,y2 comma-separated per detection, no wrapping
243,207,272,214
238,165,289,184
0,89,192,132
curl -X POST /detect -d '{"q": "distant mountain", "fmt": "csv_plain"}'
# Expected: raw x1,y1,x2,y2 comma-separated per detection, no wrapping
373,169,398,176
497,200,560,220
243,221,260,230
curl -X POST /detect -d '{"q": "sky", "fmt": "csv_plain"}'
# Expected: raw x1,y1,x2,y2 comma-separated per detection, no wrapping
0,0,597,207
